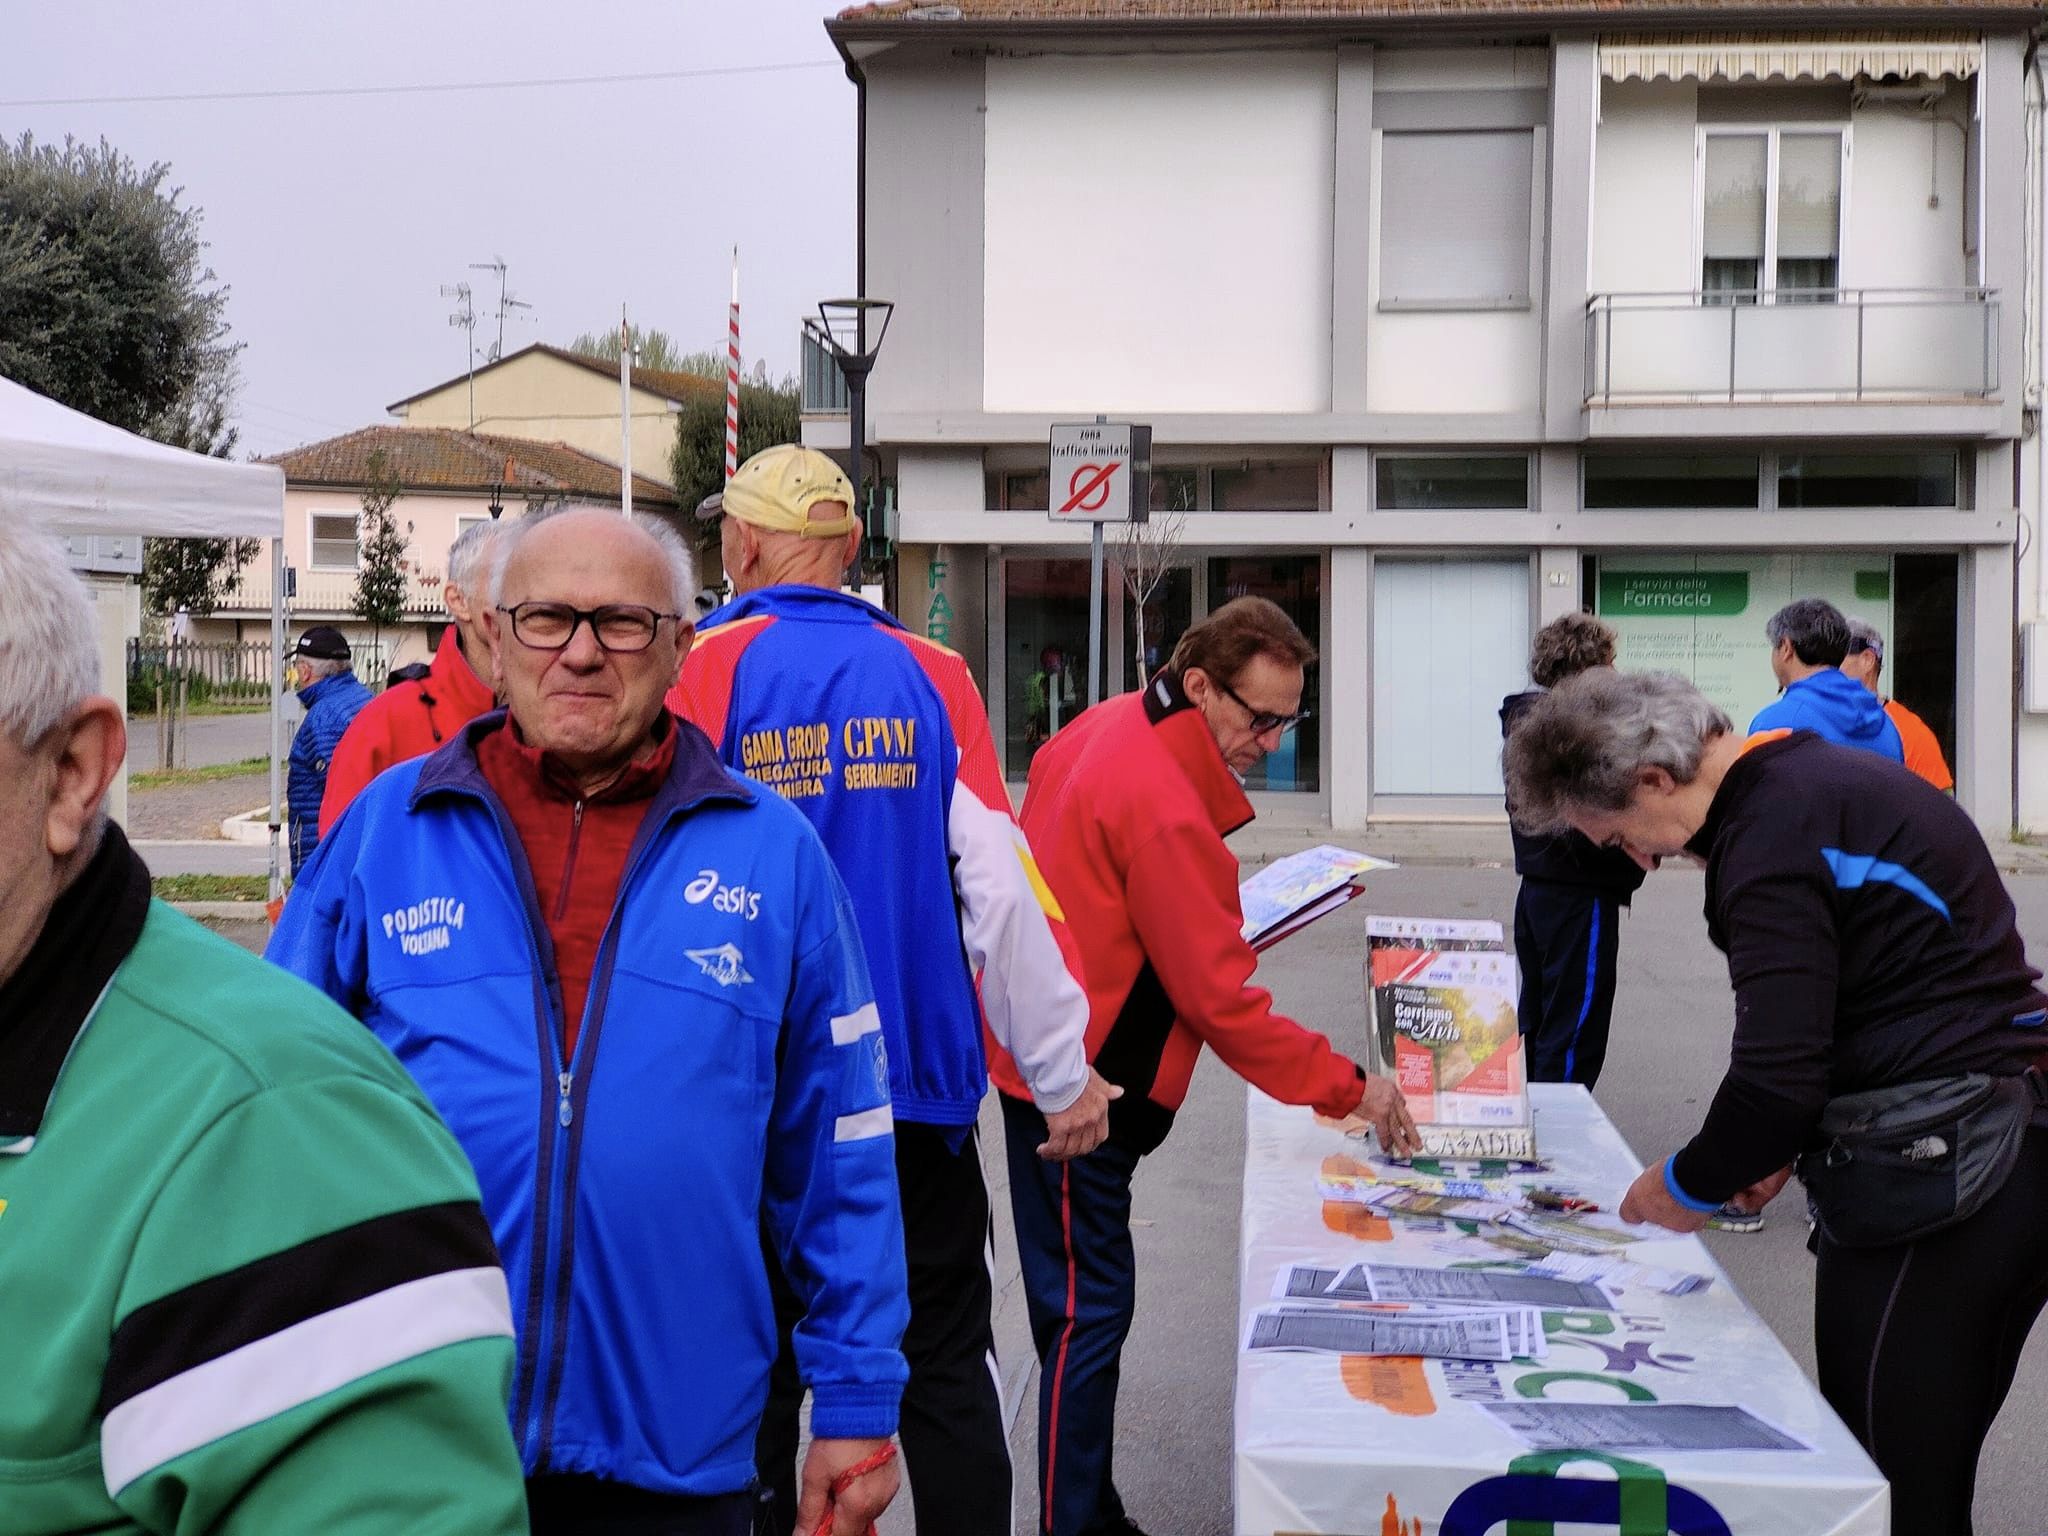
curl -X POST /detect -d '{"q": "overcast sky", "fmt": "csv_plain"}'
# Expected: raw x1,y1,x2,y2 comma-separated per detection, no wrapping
1,0,856,457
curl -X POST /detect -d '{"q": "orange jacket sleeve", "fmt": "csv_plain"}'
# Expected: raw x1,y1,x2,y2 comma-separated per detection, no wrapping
1123,821,1365,1117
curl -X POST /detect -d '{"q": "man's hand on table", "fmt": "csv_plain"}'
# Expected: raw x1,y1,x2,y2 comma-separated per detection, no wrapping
1316,1073,1423,1158
1619,1162,1711,1233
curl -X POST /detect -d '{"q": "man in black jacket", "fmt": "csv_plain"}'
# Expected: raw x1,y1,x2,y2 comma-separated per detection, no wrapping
1499,613,1646,1089
1502,669,2048,1535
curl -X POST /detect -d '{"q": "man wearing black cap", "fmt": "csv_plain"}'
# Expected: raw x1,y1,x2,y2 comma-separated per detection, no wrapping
287,626,372,872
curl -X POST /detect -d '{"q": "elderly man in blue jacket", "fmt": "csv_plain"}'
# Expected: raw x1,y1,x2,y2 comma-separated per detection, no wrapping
286,625,373,872
269,507,909,1536
1749,597,1904,761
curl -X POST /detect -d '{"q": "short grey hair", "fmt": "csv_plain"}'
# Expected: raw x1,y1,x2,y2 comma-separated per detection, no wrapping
1843,617,1885,673
1501,669,1733,834
445,519,500,595
296,655,349,683
488,506,699,615
0,519,100,748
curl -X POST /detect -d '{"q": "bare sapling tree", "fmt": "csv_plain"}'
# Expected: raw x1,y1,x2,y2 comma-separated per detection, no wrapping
1114,502,1187,687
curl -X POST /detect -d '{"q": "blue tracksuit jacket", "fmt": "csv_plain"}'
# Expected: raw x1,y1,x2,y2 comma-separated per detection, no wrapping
266,713,909,1496
288,668,373,871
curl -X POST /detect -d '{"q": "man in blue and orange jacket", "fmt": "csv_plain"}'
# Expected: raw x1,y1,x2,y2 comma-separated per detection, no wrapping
670,445,1112,1536
274,506,909,1536
988,597,1418,1536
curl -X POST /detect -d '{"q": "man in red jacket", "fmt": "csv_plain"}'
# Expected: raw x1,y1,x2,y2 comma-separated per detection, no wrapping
989,596,1417,1536
319,518,503,834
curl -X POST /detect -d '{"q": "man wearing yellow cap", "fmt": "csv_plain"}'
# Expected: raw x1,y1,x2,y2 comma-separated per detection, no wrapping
670,444,1114,1536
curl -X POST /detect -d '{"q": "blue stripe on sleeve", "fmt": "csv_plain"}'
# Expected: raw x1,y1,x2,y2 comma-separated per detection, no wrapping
1820,847,1952,923
1662,1155,1721,1214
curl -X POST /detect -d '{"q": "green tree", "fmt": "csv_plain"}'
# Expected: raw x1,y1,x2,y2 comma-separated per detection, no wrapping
0,133,255,616
0,133,237,438
566,323,708,376
352,450,409,665
670,376,801,529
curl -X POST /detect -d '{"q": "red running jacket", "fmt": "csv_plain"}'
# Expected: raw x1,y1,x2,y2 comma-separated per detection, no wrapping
989,671,1367,1152
318,626,497,834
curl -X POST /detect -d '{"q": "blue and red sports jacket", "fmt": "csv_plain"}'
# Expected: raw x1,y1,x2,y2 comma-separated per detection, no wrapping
670,585,1091,1127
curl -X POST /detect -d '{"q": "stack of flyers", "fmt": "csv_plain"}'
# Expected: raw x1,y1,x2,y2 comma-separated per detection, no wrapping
1498,1208,1644,1255
1358,1186,1524,1226
1246,1300,1547,1363
1348,1262,1617,1311
1276,1261,1617,1313
1526,1252,1714,1298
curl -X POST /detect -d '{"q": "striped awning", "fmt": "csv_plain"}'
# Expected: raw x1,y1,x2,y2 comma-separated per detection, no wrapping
1600,35,1983,85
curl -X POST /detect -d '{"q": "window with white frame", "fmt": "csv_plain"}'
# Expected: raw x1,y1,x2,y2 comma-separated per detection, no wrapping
1700,127,1845,304
309,511,360,570
1378,129,1535,310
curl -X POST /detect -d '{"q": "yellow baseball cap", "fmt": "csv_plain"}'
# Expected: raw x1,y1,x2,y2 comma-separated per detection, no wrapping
720,444,858,539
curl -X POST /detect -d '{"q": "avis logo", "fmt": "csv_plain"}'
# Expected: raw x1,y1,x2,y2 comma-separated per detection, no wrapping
686,943,754,988
684,868,762,921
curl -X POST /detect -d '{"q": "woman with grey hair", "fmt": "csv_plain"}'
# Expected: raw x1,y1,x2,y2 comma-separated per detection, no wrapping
1503,667,2048,1534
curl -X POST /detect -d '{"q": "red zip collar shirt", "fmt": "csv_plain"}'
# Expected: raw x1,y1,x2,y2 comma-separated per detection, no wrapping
991,672,1365,1152
476,712,678,1056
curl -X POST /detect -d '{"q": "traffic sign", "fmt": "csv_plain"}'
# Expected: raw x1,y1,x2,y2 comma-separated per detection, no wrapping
1049,422,1150,524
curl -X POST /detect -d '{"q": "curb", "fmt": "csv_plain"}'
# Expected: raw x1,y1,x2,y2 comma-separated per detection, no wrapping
170,901,271,921
220,807,277,845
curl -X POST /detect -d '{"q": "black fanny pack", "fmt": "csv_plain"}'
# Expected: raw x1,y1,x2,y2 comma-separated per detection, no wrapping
1796,1069,2047,1248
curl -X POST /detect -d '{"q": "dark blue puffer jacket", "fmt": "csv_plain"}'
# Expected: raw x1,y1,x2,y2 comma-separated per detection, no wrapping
288,669,373,871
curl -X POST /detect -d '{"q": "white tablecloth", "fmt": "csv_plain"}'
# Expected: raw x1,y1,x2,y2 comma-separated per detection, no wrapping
1235,1084,1888,1535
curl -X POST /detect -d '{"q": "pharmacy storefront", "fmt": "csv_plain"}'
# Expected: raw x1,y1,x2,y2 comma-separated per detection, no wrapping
1590,552,1958,765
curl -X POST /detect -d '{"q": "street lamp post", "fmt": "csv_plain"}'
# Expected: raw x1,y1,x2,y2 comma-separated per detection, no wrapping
803,298,894,565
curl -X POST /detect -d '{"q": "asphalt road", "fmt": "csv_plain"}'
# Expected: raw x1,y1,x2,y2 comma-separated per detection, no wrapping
131,705,278,770
202,860,2048,1534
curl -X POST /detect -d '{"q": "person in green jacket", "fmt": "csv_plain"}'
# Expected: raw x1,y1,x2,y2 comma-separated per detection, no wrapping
0,520,529,1536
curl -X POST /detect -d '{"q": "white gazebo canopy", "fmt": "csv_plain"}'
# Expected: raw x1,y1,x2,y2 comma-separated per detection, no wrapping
0,373,289,902
0,374,283,537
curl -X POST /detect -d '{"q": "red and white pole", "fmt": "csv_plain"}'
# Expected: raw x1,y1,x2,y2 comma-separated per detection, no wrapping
725,247,741,483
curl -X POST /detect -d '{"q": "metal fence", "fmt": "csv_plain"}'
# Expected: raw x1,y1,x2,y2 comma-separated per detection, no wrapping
125,637,392,710
127,639,277,705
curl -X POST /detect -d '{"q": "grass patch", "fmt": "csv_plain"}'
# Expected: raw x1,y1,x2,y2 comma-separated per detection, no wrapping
129,756,270,790
152,873,268,903
130,701,271,719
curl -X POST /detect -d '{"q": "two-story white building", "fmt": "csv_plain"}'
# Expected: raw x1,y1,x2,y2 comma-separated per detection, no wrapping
822,0,2045,832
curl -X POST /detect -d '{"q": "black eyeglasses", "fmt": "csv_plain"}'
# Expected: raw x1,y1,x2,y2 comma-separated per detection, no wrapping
496,602,681,654
1217,678,1310,737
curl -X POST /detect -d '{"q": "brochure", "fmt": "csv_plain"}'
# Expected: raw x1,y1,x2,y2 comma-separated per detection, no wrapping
1239,845,1397,950
1368,945,1535,1161
1246,1303,1542,1363
1349,1262,1616,1312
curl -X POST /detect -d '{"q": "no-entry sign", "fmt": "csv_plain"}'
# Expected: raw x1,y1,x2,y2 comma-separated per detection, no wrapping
1049,422,1150,524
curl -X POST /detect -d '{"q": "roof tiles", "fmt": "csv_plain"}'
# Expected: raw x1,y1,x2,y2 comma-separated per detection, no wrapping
262,426,679,508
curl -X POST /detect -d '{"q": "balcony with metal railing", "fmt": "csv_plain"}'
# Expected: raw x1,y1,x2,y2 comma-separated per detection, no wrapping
802,327,851,415
1585,288,1999,410
212,567,448,618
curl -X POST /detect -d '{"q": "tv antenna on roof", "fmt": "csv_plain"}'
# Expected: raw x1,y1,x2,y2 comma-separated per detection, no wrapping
471,256,534,363
441,280,478,430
